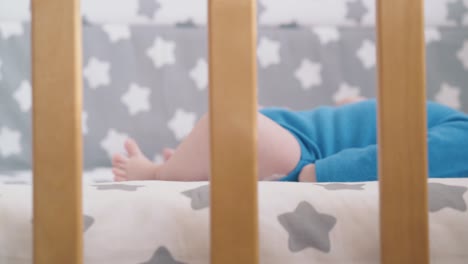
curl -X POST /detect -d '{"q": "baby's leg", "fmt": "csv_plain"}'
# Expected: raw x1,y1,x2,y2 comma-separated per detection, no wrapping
112,113,301,181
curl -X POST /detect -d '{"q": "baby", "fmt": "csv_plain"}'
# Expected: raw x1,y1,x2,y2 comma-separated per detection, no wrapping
111,97,468,182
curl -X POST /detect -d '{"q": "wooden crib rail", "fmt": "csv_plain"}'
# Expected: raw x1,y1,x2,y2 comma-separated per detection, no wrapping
30,0,429,263
209,1,259,264
377,0,429,263
32,0,83,263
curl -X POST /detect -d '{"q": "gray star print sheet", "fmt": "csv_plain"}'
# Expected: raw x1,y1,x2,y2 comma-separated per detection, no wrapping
1,174,468,264
1,0,468,172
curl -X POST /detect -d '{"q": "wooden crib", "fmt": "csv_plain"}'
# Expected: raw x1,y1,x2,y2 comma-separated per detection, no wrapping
31,0,428,263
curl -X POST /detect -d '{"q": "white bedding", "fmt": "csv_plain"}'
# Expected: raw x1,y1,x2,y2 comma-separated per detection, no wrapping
1,172,467,264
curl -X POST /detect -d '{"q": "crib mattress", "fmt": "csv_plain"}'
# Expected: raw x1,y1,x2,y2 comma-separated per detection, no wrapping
0,172,467,264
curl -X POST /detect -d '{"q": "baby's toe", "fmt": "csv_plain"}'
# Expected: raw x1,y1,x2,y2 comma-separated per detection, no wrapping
112,168,127,182
125,138,142,157
112,154,128,168
114,176,126,182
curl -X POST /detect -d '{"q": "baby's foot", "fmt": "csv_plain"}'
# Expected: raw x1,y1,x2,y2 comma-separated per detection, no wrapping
112,139,159,182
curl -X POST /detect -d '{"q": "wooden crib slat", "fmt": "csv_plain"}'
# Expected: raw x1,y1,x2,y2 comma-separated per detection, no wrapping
32,0,83,263
377,0,429,263
209,0,259,264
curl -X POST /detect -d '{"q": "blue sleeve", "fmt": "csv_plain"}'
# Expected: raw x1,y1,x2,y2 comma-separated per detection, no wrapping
315,106,468,182
426,113,468,177
315,145,378,182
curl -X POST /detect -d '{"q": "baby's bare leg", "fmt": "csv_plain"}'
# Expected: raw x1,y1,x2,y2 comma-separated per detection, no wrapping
112,113,301,181
158,113,301,181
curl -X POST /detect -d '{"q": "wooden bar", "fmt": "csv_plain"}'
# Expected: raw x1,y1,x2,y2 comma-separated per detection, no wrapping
209,0,258,264
32,0,83,263
377,0,429,263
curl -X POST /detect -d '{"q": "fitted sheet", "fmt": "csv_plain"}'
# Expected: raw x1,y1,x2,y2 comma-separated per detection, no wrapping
1,172,467,264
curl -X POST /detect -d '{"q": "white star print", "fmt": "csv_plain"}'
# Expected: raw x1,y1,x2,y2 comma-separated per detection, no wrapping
425,28,441,44
294,59,322,90
0,22,24,39
312,27,340,45
121,83,151,115
168,109,197,141
83,57,111,89
146,37,176,68
357,39,376,69
13,80,31,112
0,127,22,158
82,111,89,135
435,83,461,109
102,24,131,43
154,0,206,25
189,58,208,90
333,83,361,103
257,37,281,68
457,41,468,71
100,129,128,158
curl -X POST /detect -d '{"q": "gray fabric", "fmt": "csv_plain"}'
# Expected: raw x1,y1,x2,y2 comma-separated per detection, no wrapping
278,201,337,253
0,24,467,171
346,0,367,23
92,183,145,191
84,214,95,232
317,183,366,191
429,182,468,212
140,247,186,264
447,0,468,25
182,184,210,210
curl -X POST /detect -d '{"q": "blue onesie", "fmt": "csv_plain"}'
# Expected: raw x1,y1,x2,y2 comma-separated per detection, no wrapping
260,99,468,182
